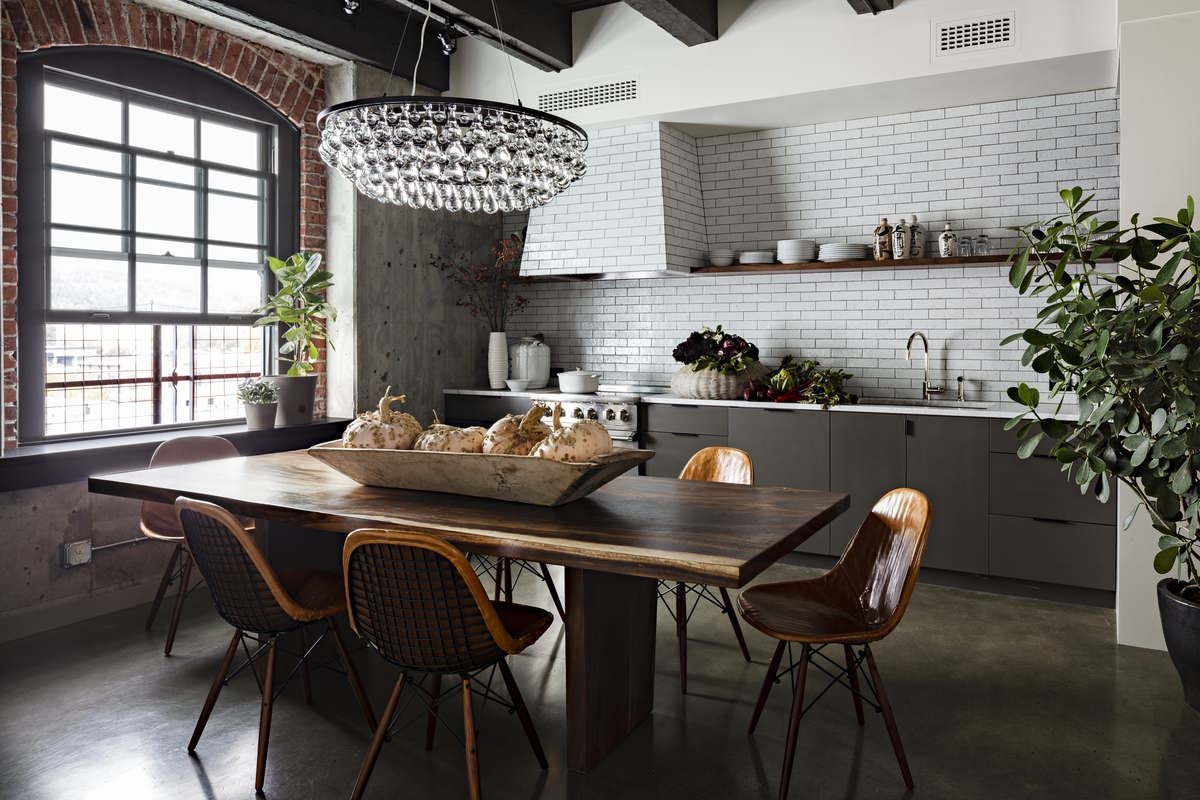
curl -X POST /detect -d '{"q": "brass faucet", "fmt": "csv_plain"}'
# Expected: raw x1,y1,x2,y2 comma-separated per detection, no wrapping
905,332,944,401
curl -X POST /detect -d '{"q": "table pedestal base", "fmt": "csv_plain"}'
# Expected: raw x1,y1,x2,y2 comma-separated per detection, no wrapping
565,568,657,772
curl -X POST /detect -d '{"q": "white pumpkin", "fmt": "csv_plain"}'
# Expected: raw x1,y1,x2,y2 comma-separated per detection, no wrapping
531,404,612,463
342,387,423,449
414,410,486,453
483,403,551,456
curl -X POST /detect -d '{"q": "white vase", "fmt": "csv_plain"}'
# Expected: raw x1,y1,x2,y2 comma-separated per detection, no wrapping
488,332,509,389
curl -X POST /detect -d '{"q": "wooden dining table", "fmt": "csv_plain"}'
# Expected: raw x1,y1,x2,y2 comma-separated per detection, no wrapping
89,449,848,772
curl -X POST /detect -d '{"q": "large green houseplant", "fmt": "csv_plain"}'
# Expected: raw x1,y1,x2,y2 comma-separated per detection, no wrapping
253,252,336,424
1004,187,1200,707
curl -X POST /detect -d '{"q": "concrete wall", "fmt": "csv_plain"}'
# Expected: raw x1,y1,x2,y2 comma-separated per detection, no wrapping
1113,2,1200,651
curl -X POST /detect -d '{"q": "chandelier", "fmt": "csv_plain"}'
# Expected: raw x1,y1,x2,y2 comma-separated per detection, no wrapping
317,2,588,213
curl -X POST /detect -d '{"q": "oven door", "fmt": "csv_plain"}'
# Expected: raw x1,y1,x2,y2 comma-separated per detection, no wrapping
608,430,640,450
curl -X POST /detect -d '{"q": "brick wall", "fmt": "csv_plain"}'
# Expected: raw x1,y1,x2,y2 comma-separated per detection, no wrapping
0,0,329,447
507,89,1120,405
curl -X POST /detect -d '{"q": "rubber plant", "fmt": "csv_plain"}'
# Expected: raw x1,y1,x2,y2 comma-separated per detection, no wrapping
1004,187,1200,599
253,252,337,376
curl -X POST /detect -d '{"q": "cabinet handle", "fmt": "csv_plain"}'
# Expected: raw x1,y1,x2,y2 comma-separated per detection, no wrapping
674,404,700,409
670,432,700,438
905,419,915,436
1032,517,1075,526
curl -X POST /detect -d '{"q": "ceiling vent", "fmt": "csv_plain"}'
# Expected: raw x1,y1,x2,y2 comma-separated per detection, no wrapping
934,13,1015,57
538,79,638,113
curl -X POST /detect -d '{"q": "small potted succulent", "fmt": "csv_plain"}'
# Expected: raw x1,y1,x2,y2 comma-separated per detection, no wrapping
237,377,280,430
670,326,768,400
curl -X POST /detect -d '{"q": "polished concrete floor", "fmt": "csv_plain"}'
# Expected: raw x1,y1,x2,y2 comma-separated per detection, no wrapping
1,562,1197,800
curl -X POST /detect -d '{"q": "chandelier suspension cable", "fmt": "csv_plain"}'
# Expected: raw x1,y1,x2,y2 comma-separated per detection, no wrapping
488,0,523,106
381,1,414,97
411,0,433,96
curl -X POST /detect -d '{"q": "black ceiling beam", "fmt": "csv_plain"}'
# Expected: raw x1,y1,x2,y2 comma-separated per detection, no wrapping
388,0,573,72
846,0,896,14
181,0,450,90
624,0,717,46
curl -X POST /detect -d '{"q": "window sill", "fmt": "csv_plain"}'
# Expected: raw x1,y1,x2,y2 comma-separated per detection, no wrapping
0,418,350,492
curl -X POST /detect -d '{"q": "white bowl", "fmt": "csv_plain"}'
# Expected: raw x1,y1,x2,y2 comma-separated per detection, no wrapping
710,255,736,267
506,379,530,391
558,370,601,393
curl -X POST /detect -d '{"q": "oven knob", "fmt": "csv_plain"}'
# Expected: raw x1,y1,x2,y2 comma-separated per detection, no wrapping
586,408,598,420
572,407,584,419
605,408,616,421
619,409,631,423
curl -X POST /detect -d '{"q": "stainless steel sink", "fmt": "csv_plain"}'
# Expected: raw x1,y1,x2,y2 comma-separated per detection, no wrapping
858,398,992,410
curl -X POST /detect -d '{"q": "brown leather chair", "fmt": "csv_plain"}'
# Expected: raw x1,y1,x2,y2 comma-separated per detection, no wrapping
141,435,248,655
738,488,932,797
175,497,377,795
664,446,754,693
343,528,552,800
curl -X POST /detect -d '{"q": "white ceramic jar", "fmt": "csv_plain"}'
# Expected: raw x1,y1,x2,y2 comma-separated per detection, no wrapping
509,335,552,389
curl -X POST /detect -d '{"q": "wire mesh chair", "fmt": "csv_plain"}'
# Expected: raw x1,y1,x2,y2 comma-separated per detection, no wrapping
343,528,553,800
738,488,932,797
141,435,248,656
175,497,377,794
659,446,755,693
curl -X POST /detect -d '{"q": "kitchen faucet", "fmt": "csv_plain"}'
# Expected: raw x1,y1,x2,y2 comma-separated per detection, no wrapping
905,331,944,401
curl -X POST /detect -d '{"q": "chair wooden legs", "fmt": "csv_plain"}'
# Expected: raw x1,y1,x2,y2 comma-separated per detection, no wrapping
462,678,482,800
749,640,786,734
844,645,865,726
498,659,548,769
163,551,194,656
189,629,242,752
539,563,567,622
254,637,278,793
777,644,811,800
350,674,407,800
145,543,181,631
675,582,688,694
425,673,442,751
329,618,379,733
719,587,751,662
864,645,914,790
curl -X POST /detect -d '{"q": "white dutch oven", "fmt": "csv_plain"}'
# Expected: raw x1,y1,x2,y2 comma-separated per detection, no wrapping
557,369,601,394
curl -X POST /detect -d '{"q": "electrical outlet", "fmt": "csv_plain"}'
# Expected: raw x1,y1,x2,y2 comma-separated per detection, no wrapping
62,539,92,568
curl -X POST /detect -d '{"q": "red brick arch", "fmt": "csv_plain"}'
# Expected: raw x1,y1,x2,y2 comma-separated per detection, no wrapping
1,0,331,446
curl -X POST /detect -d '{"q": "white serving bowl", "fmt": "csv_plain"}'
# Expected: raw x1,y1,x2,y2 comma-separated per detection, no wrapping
558,369,601,393
506,379,530,391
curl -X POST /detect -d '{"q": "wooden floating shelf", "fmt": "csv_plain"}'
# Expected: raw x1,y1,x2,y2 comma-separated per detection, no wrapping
691,255,1009,275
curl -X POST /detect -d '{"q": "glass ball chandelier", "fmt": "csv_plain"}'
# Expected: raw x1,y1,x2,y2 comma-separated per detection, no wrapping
318,1,588,213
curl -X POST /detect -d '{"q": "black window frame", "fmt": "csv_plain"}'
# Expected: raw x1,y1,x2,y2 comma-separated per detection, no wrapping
16,47,300,444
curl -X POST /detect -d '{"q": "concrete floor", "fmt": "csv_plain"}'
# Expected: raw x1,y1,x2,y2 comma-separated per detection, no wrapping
1,562,1196,800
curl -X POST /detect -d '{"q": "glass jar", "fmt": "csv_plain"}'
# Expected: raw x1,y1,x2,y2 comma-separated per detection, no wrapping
509,335,551,389
976,234,991,256
958,237,975,257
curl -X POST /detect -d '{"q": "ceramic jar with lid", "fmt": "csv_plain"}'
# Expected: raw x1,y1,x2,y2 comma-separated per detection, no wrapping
938,222,958,258
908,215,926,258
509,334,551,389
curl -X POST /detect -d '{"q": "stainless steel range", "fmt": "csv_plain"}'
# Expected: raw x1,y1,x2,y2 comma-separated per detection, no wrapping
529,392,641,450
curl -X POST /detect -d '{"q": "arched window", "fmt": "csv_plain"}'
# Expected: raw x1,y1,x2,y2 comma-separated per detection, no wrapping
16,47,299,441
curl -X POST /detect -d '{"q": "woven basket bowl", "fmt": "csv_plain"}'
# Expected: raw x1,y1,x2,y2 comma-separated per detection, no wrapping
670,362,769,400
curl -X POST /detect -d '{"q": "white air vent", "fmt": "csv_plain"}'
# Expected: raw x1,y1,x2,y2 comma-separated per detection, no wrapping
538,79,637,113
934,13,1015,56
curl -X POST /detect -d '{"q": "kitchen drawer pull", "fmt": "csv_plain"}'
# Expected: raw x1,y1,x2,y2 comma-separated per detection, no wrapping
669,432,701,437
673,404,700,409
761,408,797,413
1032,517,1075,526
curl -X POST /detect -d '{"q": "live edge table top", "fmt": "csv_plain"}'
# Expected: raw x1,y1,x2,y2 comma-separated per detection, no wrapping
89,449,849,588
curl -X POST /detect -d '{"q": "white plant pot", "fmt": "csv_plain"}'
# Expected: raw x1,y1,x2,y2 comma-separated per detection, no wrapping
488,332,509,390
244,402,278,430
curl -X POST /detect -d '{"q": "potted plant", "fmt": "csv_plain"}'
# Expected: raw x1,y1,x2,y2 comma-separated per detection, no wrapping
237,377,280,430
432,234,527,390
253,252,336,425
669,326,768,400
1004,187,1200,708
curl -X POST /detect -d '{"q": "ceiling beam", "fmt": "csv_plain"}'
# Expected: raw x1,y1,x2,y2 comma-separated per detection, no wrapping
624,0,717,46
388,0,574,72
180,0,450,90
846,0,896,14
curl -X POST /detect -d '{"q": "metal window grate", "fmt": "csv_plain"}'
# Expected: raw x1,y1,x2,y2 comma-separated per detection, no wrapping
936,14,1014,55
538,79,637,113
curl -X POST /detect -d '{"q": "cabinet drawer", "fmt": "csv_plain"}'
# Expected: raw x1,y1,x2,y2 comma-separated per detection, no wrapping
642,432,727,479
988,514,1116,590
444,395,529,427
989,453,1114,526
644,404,728,435
988,418,1056,456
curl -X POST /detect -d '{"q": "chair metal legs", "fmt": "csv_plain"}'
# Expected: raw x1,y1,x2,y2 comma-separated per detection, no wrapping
462,678,481,800
188,629,242,752
350,674,408,800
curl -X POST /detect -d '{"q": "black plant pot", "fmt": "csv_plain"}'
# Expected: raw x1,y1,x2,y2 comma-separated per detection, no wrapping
1158,578,1200,711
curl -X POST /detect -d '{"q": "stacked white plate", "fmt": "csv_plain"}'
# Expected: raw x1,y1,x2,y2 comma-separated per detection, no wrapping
708,248,736,267
777,239,817,264
818,243,871,262
738,250,776,265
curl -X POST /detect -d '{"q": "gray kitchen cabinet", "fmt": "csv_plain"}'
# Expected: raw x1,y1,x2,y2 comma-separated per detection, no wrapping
989,453,1114,525
830,413,907,555
904,415,989,574
444,394,529,427
644,404,728,436
988,515,1115,590
642,431,728,478
730,408,832,554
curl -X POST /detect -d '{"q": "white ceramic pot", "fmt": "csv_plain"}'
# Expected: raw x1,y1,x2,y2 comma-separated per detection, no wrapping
487,332,508,390
558,369,601,393
244,402,278,430
509,336,551,389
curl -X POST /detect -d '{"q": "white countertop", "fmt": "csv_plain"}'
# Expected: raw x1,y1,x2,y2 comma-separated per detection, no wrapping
444,388,1021,420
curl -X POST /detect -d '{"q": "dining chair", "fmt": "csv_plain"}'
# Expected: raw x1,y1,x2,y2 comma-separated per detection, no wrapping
175,497,377,794
343,528,553,800
663,446,754,693
478,556,566,622
738,488,931,797
141,435,247,655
